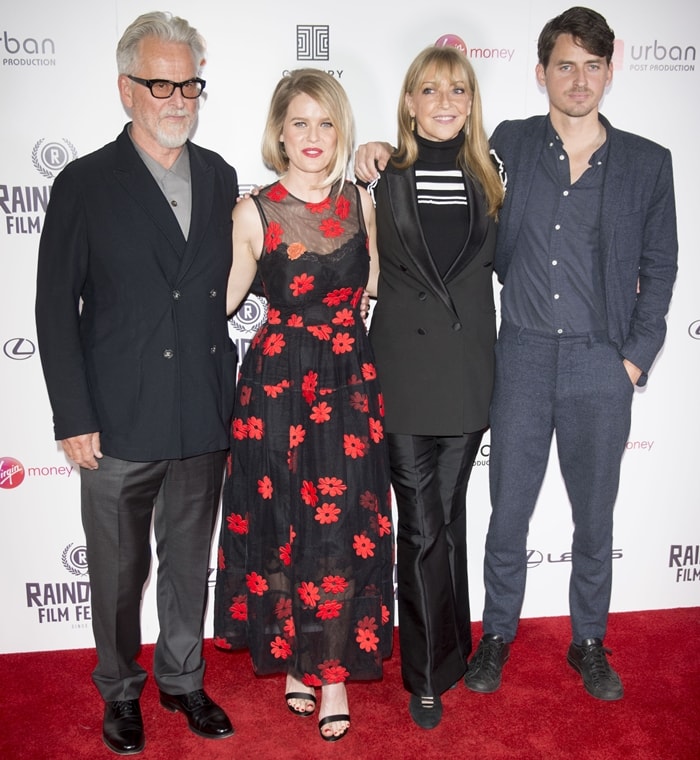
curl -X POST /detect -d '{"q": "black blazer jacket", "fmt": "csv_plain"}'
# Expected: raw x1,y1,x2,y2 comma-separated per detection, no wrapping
369,164,497,436
35,124,239,460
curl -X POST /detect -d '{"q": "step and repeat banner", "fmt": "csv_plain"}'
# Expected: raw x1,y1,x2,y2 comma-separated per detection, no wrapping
1,0,698,653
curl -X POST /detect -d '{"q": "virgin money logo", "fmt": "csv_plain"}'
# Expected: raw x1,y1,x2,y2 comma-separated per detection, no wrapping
435,33,515,62
0,457,25,489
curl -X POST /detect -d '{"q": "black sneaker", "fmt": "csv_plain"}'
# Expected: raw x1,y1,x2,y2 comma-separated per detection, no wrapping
408,694,443,729
567,638,624,701
464,634,510,693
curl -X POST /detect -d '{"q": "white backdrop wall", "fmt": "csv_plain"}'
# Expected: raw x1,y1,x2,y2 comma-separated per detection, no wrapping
1,0,698,654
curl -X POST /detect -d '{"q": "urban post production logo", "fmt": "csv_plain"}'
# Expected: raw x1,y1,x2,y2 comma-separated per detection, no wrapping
2,137,78,235
615,36,696,73
3,337,35,360
1,29,56,67
26,543,92,626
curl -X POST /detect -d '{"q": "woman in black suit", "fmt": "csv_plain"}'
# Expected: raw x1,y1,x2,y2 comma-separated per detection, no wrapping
361,45,504,729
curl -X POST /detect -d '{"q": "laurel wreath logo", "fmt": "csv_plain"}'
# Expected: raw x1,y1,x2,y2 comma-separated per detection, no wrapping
31,138,78,179
61,543,88,577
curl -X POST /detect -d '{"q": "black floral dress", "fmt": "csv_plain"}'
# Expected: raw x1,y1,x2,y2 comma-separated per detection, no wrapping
214,180,394,685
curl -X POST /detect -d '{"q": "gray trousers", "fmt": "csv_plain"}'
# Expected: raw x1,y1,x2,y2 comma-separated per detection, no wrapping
80,451,226,701
482,322,633,644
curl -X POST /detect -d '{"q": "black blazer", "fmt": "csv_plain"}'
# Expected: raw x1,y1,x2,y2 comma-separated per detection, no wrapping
369,164,497,436
35,124,239,460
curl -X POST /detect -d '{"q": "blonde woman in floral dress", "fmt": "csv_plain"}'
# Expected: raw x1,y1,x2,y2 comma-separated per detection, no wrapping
213,69,393,743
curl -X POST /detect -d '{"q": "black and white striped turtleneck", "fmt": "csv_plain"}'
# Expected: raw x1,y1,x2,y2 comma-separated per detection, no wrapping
414,131,469,278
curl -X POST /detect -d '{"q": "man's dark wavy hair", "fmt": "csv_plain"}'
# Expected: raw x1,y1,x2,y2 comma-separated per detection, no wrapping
537,6,615,68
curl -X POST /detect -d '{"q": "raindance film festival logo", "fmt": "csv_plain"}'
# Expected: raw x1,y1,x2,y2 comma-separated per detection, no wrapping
32,137,77,179
0,457,25,489
25,543,92,625
297,25,329,61
2,137,78,235
669,545,700,583
229,293,267,336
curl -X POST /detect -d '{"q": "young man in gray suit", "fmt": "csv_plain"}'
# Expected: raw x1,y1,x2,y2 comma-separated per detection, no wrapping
464,6,677,701
354,6,678,704
35,12,238,754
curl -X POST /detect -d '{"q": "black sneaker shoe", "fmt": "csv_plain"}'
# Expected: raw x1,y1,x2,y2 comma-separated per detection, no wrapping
464,634,510,693
567,638,624,701
408,694,443,729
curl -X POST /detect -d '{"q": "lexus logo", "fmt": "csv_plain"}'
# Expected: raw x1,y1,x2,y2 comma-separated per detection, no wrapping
526,550,543,568
3,337,35,360
688,320,700,340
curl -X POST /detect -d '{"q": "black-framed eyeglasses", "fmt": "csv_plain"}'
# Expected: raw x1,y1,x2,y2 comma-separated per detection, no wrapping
127,75,206,99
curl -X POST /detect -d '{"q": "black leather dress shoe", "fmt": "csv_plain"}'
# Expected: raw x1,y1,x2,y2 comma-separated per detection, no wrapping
102,699,144,755
567,638,624,701
159,689,234,739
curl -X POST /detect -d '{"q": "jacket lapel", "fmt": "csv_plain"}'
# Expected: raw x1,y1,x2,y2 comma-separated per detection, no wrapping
113,126,186,282
385,168,457,315
176,142,215,284
444,173,490,281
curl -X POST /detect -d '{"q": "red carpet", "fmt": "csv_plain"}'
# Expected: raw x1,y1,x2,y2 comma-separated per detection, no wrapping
2,608,698,760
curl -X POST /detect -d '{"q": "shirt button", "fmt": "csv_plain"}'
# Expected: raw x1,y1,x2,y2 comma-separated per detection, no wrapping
563,190,569,197
209,289,217,298
172,290,181,300
163,349,174,359
559,154,565,161
210,345,217,354
552,260,558,266
556,329,563,335
554,294,560,300
171,199,178,207
554,224,561,230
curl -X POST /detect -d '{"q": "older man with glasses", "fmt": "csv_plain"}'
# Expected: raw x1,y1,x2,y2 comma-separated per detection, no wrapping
35,11,238,755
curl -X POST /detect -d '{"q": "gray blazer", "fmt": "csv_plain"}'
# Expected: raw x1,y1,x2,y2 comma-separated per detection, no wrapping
491,114,678,385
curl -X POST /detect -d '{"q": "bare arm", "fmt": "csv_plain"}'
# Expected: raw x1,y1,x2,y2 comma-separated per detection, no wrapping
226,197,264,315
358,185,380,298
354,141,394,183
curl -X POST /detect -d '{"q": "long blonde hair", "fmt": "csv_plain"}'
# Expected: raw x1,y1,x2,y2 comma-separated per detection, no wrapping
393,46,503,217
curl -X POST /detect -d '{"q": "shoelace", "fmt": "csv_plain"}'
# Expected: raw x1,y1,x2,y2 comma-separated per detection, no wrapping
183,689,210,709
420,696,436,709
474,640,503,675
111,700,139,718
582,645,614,684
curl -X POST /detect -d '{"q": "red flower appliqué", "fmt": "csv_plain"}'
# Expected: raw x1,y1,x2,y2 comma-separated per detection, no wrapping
316,600,343,620
318,476,347,496
290,273,315,296
319,218,344,238
344,434,367,458
227,513,249,534
266,183,288,202
298,581,321,608
300,479,319,506
264,221,283,252
353,533,376,558
335,195,350,220
332,332,355,355
246,572,269,595
258,475,273,499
